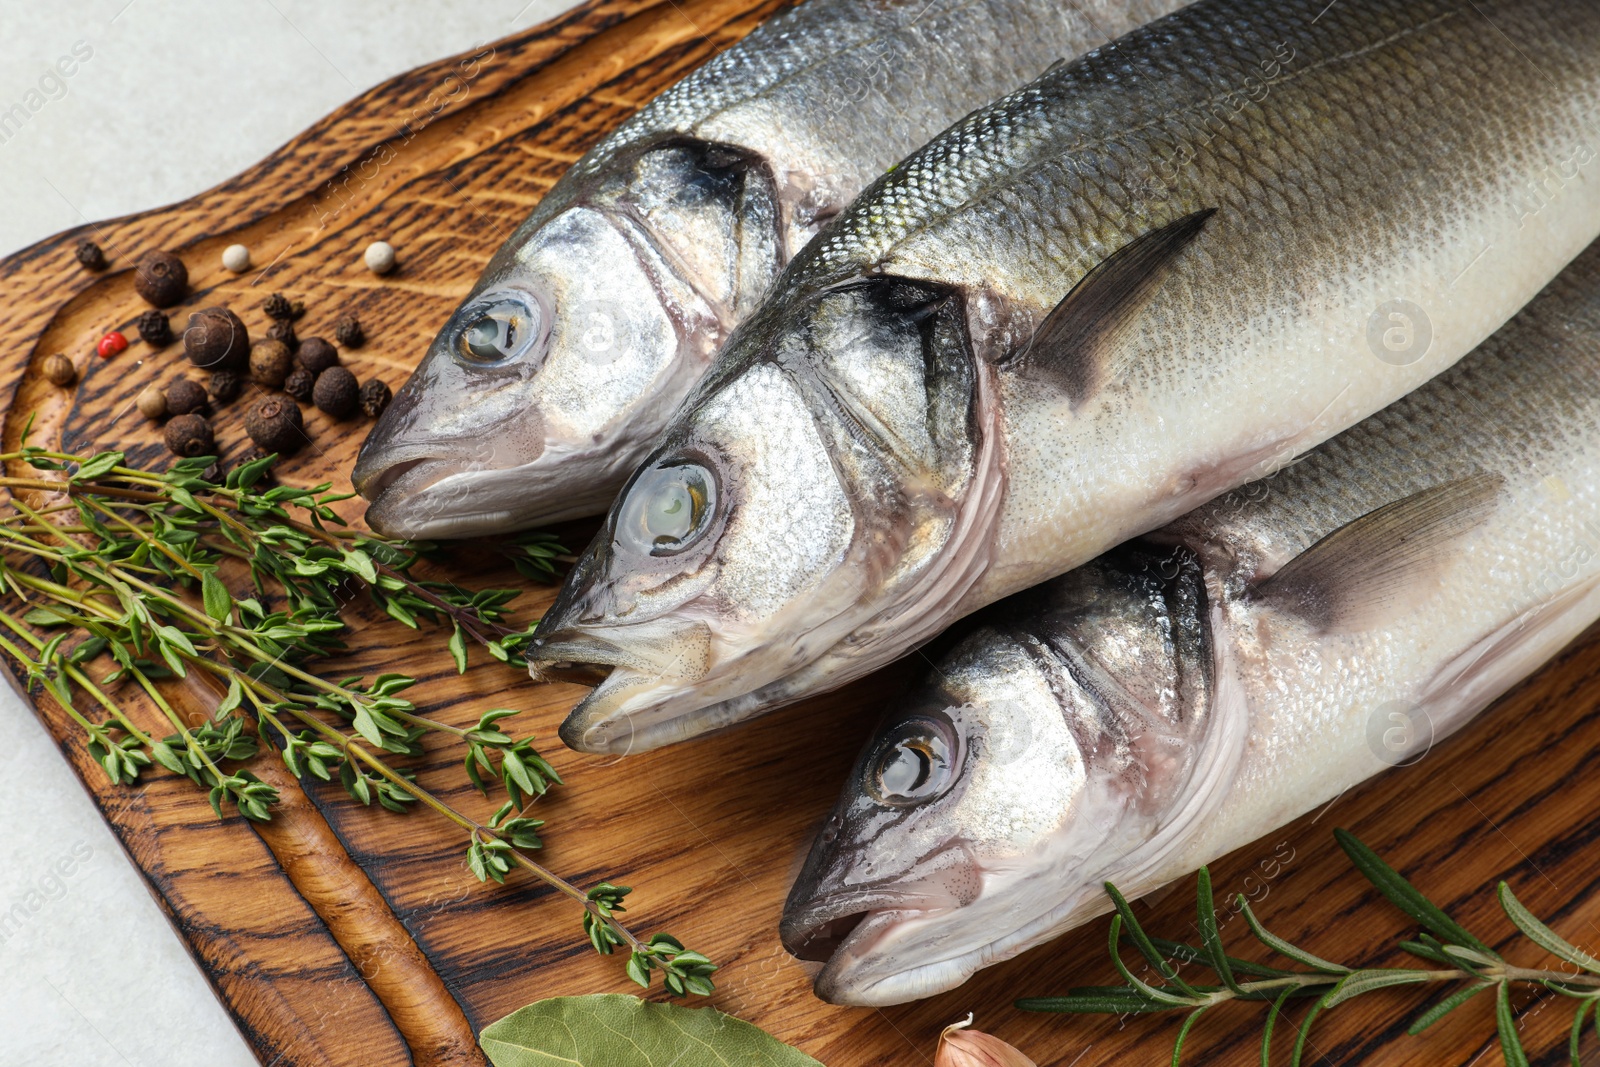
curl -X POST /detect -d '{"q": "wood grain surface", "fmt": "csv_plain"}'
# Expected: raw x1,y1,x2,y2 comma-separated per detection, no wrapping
3,1,1600,1064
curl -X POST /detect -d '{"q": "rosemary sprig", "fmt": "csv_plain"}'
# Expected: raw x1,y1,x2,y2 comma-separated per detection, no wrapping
0,445,713,996
1019,829,1600,1065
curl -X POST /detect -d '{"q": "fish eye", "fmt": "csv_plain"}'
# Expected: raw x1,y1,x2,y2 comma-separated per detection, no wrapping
868,718,956,805
616,462,716,555
455,295,540,365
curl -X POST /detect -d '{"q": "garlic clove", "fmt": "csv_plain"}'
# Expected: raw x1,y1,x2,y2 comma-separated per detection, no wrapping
934,1015,1038,1067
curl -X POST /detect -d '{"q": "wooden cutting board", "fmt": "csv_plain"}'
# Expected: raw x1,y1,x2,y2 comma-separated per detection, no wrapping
4,1,1600,1064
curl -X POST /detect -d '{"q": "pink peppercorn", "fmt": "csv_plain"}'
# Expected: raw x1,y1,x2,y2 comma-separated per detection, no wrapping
97,331,128,359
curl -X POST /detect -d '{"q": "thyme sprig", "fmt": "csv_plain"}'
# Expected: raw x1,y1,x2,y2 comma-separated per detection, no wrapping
0,445,713,996
1020,829,1600,1065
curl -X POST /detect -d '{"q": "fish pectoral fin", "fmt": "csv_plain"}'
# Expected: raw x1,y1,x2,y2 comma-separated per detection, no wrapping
1249,472,1505,634
1003,207,1215,406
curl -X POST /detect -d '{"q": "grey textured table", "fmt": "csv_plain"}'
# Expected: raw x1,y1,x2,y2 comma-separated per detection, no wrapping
0,2,575,1063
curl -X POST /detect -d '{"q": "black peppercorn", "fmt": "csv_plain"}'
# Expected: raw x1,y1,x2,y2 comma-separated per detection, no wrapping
284,366,315,403
165,377,207,417
184,307,250,371
266,319,298,351
358,378,392,418
249,339,294,388
295,337,339,375
333,314,364,348
262,293,294,321
134,250,188,308
244,395,305,454
209,370,242,405
136,309,172,347
75,239,106,271
163,414,214,457
313,366,359,418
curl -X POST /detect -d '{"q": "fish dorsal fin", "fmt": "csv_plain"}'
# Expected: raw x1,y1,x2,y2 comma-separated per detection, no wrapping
1250,473,1505,633
1005,208,1215,405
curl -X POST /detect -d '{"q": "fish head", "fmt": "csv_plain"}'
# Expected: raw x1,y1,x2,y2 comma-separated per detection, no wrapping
355,139,781,538
529,348,864,752
782,548,1216,1005
778,629,1118,1005
531,276,1001,753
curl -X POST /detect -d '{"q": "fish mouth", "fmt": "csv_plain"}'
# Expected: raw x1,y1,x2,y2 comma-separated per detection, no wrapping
781,841,993,1005
780,891,931,964
528,621,733,754
782,898,963,1005
357,444,631,538
527,634,635,687
354,456,425,501
357,456,520,539
782,909,873,963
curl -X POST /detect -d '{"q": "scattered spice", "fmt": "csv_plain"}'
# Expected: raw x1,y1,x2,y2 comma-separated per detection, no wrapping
249,339,294,387
364,241,397,275
75,239,106,271
263,292,295,321
359,378,392,418
313,366,359,418
233,445,278,483
135,384,167,421
136,309,173,347
209,370,242,405
266,319,298,351
334,314,365,348
296,337,339,375
222,244,251,273
164,378,207,417
97,331,128,359
134,249,188,308
283,366,315,403
163,413,214,457
41,353,76,386
184,307,250,371
244,395,305,454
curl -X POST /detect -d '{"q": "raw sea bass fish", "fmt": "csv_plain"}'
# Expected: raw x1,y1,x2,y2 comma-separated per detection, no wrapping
532,0,1600,755
353,0,1183,538
781,242,1600,1007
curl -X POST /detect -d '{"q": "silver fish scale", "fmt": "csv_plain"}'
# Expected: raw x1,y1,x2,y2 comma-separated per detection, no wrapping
787,0,1560,308
534,0,1167,233
1191,260,1600,581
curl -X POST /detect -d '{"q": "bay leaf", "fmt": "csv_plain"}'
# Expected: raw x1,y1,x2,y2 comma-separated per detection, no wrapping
480,993,824,1067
